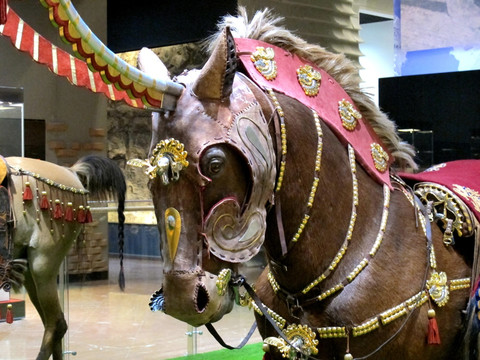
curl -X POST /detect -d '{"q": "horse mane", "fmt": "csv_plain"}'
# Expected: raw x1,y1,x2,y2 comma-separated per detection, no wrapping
207,7,417,170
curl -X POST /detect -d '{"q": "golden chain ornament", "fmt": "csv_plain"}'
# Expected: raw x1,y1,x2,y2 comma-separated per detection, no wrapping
291,110,323,243
302,144,358,294
267,89,287,192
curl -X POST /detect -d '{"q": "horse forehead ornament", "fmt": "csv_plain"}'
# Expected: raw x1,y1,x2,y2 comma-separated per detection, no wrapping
130,30,277,263
128,138,189,185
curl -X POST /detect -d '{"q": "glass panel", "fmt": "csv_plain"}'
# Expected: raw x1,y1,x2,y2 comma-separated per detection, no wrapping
0,86,24,157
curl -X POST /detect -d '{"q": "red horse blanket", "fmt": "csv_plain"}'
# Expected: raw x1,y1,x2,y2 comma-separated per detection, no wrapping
399,160,480,221
235,38,394,189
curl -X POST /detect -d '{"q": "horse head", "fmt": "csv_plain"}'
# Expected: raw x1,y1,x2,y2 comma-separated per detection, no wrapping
141,28,276,326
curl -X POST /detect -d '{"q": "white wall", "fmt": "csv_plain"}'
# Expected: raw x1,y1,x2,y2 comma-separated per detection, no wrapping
359,20,395,105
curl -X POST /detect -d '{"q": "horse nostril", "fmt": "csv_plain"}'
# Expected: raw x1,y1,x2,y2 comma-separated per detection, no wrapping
195,283,209,313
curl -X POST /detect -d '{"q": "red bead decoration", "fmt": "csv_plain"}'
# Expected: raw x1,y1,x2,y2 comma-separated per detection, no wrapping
65,202,74,222
85,206,93,223
23,182,33,201
77,205,86,223
6,304,13,324
53,199,63,219
427,309,441,345
39,191,49,210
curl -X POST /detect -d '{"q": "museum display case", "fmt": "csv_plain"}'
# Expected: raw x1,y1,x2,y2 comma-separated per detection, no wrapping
0,86,24,157
0,86,26,326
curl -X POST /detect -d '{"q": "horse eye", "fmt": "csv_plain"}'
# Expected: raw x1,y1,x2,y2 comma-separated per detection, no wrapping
201,147,226,178
209,158,224,174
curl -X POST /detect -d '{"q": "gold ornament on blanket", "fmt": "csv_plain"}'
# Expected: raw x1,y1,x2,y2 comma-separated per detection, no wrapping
251,47,277,80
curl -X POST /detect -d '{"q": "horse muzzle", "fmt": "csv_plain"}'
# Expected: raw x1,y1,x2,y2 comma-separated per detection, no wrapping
153,269,234,327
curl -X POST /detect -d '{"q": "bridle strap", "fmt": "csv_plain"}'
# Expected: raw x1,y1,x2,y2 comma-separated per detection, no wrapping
205,321,257,350
270,101,288,257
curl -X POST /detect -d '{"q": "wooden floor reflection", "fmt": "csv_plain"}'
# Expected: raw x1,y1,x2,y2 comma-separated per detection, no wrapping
0,256,264,359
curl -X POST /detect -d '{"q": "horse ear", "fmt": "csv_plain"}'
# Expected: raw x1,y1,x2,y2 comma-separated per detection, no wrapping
137,47,171,80
192,27,237,100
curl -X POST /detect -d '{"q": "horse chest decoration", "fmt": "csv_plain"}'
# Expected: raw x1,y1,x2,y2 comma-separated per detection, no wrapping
131,9,480,360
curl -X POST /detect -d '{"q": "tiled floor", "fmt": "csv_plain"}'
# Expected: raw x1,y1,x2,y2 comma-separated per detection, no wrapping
0,256,264,360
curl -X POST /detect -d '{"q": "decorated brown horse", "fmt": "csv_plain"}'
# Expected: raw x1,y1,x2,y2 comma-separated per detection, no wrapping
1,1,479,359
0,155,126,360
133,8,480,360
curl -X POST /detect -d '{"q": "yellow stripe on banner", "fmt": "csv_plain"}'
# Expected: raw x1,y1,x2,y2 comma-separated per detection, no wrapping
88,70,96,92
33,32,39,61
107,84,115,100
52,45,58,74
15,19,24,49
70,56,77,85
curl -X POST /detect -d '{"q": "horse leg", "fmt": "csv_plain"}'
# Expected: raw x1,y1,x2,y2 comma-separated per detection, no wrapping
28,251,68,360
23,268,64,359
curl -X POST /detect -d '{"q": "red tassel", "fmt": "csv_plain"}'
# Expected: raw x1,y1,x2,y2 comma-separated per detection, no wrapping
6,304,13,324
427,309,441,345
85,206,93,223
77,205,86,223
23,182,33,201
53,199,63,219
65,202,74,222
39,191,49,210
0,0,7,25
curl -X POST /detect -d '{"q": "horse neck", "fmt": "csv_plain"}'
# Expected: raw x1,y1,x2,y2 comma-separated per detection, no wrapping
263,93,386,294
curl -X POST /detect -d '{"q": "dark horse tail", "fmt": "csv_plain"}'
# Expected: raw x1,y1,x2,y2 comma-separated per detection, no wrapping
71,155,127,290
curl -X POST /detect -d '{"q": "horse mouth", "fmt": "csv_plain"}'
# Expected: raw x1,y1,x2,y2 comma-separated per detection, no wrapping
158,270,235,327
194,283,210,313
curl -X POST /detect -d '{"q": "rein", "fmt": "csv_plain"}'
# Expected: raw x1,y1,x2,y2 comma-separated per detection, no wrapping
207,274,323,360
205,319,257,350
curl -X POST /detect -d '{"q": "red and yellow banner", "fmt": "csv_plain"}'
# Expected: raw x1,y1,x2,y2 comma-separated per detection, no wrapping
0,6,147,108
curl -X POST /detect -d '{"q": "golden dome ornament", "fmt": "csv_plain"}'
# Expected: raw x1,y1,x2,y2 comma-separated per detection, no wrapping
338,99,362,131
251,46,277,80
262,323,318,358
297,64,321,96
426,271,450,307
370,143,389,173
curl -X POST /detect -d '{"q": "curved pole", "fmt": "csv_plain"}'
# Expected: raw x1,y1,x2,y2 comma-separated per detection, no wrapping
41,0,183,109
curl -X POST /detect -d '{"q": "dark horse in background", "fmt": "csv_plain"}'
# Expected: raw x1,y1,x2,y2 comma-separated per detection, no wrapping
0,155,126,360
132,7,479,360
